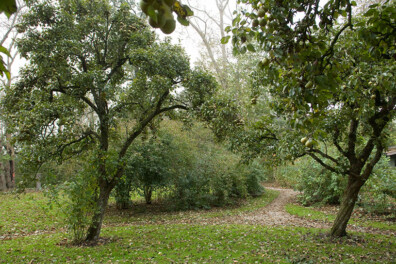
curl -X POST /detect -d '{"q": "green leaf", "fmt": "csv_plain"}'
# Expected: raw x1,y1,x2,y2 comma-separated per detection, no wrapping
246,43,255,52
183,5,194,16
364,9,376,17
177,16,189,26
0,45,11,57
221,36,231,44
0,0,17,18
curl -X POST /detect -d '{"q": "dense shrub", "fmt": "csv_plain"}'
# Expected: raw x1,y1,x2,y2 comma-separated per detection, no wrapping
245,160,265,197
277,153,395,211
359,156,396,214
297,166,345,206
114,132,178,208
114,122,265,210
275,156,345,205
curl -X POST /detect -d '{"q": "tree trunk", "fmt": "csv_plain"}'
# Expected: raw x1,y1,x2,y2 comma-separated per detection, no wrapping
6,133,15,189
144,185,152,204
330,175,365,237
36,173,42,191
85,184,113,241
3,157,12,189
0,162,6,191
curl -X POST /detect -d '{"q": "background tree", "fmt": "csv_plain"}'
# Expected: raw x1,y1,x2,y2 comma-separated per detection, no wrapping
225,0,395,237
5,0,216,242
0,0,26,191
0,0,17,79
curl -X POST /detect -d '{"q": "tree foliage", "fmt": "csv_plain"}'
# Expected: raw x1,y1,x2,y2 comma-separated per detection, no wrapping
223,0,396,237
4,0,216,242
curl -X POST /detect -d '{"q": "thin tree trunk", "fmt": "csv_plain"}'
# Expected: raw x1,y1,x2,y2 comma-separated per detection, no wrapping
36,173,42,191
0,135,6,191
330,175,365,237
4,161,12,189
6,133,15,189
85,184,113,241
0,162,6,191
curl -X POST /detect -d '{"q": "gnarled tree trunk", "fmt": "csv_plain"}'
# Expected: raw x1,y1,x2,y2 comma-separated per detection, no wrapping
330,175,365,237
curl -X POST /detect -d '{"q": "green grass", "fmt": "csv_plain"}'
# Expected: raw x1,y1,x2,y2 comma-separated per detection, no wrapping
285,204,335,222
0,225,394,263
1,190,395,263
0,192,63,237
285,204,396,231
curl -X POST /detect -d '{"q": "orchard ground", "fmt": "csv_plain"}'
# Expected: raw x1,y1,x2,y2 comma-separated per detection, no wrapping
0,187,395,263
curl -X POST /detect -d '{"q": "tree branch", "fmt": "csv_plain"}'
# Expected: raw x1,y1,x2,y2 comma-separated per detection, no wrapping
309,148,340,166
158,104,188,114
308,152,340,174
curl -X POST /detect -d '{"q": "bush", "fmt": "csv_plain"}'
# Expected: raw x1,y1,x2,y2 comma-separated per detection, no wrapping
281,154,395,211
282,156,345,206
245,160,265,197
44,167,98,243
297,167,345,206
62,171,97,243
114,132,177,207
359,156,396,214
167,123,260,210
115,121,265,211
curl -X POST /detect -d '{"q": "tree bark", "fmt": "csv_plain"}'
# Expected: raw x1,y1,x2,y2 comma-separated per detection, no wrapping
144,186,152,204
6,133,15,189
85,183,113,241
0,162,6,191
36,173,42,191
330,175,365,237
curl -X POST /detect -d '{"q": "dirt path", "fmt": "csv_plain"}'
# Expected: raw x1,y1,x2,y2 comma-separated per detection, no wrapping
208,187,330,229
1,187,394,241
206,187,394,236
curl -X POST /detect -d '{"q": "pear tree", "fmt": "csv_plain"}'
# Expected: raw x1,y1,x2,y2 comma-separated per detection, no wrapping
5,0,216,242
224,0,395,237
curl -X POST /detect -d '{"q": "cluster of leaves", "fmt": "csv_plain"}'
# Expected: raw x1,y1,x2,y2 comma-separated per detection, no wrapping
293,156,346,206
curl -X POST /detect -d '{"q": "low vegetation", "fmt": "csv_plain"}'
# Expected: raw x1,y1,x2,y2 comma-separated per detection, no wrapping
1,190,395,263
286,204,396,232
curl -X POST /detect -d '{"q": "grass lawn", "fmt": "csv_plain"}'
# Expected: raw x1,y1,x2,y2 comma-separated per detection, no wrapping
1,225,394,263
285,204,396,231
0,189,395,263
0,192,63,237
